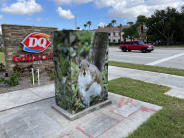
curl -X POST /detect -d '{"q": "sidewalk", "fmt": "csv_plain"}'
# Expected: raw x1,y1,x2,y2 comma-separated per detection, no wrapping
0,66,183,138
0,84,55,112
109,66,184,99
1,66,184,112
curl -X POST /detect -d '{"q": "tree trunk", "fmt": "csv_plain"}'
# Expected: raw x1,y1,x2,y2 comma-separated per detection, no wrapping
141,26,143,41
171,33,174,45
91,32,108,72
167,38,170,46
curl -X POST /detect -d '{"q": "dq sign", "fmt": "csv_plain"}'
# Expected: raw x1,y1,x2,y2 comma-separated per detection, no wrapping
21,32,51,53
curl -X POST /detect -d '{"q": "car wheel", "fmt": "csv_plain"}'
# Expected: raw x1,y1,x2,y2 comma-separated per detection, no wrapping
128,50,131,52
122,47,127,52
142,48,147,53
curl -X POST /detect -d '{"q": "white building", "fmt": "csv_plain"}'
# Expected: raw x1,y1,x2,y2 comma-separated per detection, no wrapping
93,26,131,43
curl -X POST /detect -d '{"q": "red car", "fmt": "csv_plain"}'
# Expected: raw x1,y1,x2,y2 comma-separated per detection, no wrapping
119,41,154,53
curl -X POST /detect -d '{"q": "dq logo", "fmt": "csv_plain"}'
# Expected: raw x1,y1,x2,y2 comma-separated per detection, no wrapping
21,32,51,53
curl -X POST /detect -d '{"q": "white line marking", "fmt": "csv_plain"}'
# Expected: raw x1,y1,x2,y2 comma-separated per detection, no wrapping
109,55,156,58
146,53,184,65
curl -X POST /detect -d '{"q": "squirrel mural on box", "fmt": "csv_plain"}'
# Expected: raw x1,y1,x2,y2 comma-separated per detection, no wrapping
77,56,104,107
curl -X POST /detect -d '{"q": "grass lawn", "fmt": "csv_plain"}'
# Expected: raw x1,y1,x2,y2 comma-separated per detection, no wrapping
109,77,184,138
0,52,5,65
109,61,184,77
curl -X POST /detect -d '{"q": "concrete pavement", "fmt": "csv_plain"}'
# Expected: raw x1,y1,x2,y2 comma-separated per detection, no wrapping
0,66,184,138
0,84,55,112
0,94,162,138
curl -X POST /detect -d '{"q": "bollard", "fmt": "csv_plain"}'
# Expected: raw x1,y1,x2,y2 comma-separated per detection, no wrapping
38,69,40,85
32,68,34,85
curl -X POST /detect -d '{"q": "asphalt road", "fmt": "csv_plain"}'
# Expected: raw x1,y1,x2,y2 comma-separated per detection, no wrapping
109,47,184,69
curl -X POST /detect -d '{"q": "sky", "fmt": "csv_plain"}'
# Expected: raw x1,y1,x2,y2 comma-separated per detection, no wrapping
0,0,184,33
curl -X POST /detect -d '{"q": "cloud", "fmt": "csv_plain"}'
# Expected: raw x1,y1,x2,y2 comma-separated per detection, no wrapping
51,0,93,6
1,0,43,16
0,15,3,20
94,0,183,21
37,17,42,21
123,19,126,22
98,22,107,28
56,7,75,19
44,18,49,21
25,17,32,20
93,0,118,9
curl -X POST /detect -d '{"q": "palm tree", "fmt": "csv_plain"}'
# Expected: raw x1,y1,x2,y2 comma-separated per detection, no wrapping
111,20,117,27
118,23,123,43
136,15,147,41
77,27,80,30
111,20,117,39
127,22,134,41
107,23,113,42
87,21,92,30
84,24,87,30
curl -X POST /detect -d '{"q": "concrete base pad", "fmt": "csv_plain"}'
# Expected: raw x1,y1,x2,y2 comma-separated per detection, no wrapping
0,108,60,138
0,94,162,138
77,114,120,138
51,99,112,121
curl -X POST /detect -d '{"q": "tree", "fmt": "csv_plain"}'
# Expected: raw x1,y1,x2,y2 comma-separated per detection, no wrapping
111,20,117,38
84,24,87,30
87,21,92,30
179,5,184,45
127,22,137,41
111,20,117,27
118,24,123,42
146,17,162,44
107,23,113,42
122,28,128,42
136,15,147,41
122,22,139,42
150,7,181,45
77,27,80,30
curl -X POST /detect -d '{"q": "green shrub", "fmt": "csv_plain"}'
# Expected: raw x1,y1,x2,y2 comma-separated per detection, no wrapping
48,72,54,80
0,47,4,52
0,72,20,86
45,66,54,80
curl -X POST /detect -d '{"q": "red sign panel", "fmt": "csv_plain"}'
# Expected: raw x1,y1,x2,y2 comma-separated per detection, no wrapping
21,32,51,53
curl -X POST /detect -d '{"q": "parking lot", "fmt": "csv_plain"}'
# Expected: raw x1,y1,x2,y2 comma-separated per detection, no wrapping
109,47,184,69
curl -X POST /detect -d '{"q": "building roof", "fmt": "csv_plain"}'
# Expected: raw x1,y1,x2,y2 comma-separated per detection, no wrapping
92,25,129,32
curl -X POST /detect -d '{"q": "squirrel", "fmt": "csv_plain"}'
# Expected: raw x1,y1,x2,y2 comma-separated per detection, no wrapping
77,56,104,107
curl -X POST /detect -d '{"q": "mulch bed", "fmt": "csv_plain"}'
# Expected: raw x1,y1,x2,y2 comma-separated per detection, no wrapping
0,72,54,94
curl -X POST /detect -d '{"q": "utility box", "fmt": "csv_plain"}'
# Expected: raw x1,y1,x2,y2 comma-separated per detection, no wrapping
52,30,109,117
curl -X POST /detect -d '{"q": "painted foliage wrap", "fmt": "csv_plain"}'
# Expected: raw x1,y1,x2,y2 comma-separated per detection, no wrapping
52,30,108,114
